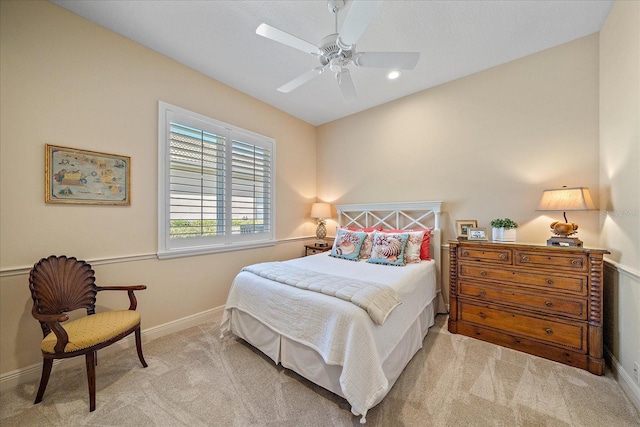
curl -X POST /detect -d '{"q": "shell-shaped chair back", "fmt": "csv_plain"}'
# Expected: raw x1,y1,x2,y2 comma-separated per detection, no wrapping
29,256,98,337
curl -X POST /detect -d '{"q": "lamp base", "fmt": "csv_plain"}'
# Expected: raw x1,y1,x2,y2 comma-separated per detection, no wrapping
314,240,329,247
547,236,583,247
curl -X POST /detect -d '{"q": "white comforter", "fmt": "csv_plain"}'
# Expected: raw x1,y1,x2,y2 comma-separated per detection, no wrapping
220,252,437,420
241,262,402,325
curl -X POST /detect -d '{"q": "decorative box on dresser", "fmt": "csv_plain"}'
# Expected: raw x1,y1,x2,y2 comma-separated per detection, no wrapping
448,240,609,375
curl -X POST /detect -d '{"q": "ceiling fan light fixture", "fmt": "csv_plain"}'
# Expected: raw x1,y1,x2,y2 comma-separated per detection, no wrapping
329,57,343,73
258,0,417,102
387,70,401,80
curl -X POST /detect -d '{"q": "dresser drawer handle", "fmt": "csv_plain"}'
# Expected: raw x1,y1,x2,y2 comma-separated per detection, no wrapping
480,271,487,276
546,279,554,285
521,255,530,262
545,301,553,307
462,251,469,256
479,290,486,297
499,253,507,260
479,312,487,319
571,259,584,266
545,328,553,335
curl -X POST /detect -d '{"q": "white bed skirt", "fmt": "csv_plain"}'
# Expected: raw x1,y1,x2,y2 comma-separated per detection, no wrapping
226,300,436,409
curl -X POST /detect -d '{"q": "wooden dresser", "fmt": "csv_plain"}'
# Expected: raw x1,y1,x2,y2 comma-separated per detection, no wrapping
448,240,609,375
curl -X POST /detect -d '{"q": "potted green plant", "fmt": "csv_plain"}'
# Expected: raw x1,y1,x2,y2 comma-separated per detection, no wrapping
490,218,518,242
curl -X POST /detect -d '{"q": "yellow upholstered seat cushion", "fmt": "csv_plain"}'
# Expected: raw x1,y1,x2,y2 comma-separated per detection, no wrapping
41,310,141,354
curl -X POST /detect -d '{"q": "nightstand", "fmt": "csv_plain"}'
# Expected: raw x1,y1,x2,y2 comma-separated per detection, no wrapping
304,244,331,256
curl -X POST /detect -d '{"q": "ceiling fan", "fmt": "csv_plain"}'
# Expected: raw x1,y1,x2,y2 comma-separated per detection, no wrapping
256,0,420,103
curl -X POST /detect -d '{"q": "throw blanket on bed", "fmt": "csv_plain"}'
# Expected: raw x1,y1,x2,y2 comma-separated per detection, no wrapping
241,262,401,325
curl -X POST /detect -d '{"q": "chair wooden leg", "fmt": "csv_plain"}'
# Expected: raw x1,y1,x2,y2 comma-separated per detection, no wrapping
85,351,96,412
135,327,148,368
34,358,53,404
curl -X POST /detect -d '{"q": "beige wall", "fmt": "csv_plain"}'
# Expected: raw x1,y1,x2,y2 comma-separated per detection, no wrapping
317,34,601,246
0,1,316,375
600,0,640,405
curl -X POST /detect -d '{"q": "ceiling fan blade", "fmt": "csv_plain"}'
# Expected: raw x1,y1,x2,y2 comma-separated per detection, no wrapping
336,69,357,103
354,52,420,70
277,66,325,93
256,23,322,55
338,0,383,48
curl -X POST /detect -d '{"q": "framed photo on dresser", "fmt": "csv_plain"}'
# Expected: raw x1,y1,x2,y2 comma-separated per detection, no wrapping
467,227,488,241
455,220,477,238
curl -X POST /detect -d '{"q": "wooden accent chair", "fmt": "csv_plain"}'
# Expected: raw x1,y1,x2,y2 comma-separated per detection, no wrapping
29,255,147,411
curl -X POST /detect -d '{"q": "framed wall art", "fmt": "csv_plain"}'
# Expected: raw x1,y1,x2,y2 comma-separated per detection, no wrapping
467,227,489,241
45,144,131,205
455,219,478,238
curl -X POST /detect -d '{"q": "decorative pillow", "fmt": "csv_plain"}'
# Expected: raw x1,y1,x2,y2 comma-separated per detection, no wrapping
420,230,431,260
358,231,377,260
404,230,426,263
331,229,367,261
382,228,432,260
368,232,409,266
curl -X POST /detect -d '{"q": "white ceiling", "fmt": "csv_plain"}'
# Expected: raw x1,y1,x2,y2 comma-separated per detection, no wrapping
50,0,614,126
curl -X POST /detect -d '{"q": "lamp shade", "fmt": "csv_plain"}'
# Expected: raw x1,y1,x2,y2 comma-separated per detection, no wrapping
310,203,332,219
536,187,596,211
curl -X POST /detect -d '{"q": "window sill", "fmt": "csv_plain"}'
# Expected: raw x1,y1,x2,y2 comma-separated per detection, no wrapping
157,240,277,260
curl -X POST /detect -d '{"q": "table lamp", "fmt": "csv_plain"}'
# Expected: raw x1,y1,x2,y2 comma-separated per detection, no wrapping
310,202,332,247
536,186,595,247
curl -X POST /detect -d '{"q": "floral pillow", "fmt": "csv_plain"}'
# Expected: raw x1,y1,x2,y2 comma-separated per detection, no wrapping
368,232,409,266
331,229,367,261
358,231,377,260
404,230,426,263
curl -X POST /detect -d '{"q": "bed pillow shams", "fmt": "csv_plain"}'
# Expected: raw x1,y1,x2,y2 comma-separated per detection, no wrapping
331,229,367,261
368,232,409,266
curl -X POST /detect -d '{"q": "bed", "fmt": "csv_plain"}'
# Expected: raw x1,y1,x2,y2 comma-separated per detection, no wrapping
220,201,445,423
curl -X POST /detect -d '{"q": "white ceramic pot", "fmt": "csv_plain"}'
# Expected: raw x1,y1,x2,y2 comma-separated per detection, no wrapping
492,227,516,242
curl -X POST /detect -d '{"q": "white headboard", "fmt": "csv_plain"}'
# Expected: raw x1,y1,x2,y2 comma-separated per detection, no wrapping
336,201,444,308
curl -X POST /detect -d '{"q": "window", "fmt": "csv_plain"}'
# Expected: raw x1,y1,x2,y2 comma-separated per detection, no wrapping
158,102,275,259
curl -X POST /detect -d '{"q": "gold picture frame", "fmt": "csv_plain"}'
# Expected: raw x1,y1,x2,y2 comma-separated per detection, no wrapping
45,144,131,205
467,227,489,241
455,220,478,238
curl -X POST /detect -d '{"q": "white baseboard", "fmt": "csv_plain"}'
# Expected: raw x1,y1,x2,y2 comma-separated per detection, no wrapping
0,306,224,392
605,346,640,412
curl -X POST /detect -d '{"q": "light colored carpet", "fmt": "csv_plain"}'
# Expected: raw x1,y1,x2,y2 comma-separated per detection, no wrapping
1,315,638,426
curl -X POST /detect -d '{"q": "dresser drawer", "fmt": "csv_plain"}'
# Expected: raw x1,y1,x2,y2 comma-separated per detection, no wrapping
458,246,512,264
459,264,586,294
459,302,586,352
515,250,588,272
459,281,587,320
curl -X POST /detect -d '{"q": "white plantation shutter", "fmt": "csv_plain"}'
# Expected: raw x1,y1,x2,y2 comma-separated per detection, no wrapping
169,123,226,238
158,102,275,259
231,137,272,235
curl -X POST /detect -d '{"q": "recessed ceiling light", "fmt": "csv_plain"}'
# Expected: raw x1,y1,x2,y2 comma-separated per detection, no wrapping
387,71,401,80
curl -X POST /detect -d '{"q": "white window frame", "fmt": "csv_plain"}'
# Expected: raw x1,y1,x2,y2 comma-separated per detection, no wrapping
158,102,276,259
